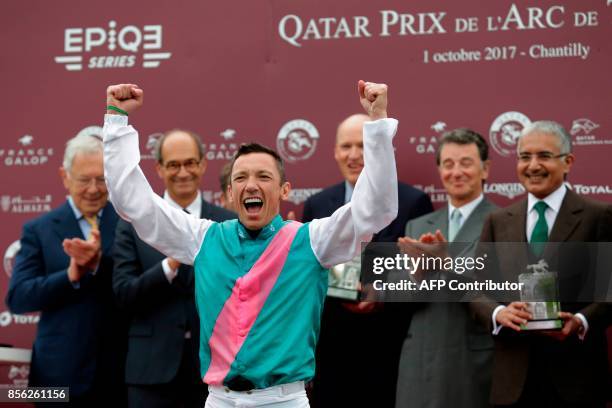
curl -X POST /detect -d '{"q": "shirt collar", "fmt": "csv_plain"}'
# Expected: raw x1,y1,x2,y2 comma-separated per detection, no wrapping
344,181,355,204
67,196,104,220
237,214,284,241
527,183,567,214
448,194,484,221
163,190,201,216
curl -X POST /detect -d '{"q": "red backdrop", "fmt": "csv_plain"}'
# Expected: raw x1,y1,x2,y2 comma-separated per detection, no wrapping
1,0,611,387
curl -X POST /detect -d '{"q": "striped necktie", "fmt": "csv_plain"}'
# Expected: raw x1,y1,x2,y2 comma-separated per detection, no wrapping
84,215,99,240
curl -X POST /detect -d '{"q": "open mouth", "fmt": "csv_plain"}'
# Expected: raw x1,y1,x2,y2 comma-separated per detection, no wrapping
243,197,263,214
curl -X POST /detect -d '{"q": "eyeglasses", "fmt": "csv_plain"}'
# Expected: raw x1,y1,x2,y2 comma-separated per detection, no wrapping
71,176,106,189
518,152,568,163
163,159,201,173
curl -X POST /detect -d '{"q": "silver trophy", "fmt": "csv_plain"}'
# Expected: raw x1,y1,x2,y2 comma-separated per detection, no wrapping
518,260,562,330
327,255,361,300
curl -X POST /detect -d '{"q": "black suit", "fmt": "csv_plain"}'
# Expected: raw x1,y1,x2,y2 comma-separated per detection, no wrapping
6,201,126,407
302,181,433,408
113,199,235,408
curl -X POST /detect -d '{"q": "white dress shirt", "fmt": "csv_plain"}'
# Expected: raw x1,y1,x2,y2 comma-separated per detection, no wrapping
161,191,202,282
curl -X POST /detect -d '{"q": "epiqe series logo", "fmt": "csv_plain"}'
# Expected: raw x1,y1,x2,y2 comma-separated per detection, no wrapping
54,21,172,71
489,112,531,157
277,119,319,163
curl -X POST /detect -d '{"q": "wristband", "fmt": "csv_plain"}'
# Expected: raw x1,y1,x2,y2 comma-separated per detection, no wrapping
106,105,128,116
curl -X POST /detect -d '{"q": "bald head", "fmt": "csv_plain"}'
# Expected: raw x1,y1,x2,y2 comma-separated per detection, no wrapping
336,114,370,144
334,113,369,186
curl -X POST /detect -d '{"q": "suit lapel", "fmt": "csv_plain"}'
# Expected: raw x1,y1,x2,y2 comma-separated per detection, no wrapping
426,207,449,238
52,201,84,240
455,199,494,243
199,198,209,219
549,190,582,242
99,202,117,255
330,182,345,209
506,200,528,242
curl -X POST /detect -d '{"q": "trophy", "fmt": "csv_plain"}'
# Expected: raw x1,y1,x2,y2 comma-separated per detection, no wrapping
518,260,562,330
327,255,361,300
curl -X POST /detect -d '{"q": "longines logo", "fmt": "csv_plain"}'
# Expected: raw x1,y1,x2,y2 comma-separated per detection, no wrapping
54,21,172,71
1,195,52,214
484,183,525,199
489,112,531,157
0,135,54,166
277,119,319,163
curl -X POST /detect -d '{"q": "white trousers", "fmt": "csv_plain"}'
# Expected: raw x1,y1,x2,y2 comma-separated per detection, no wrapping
204,381,309,408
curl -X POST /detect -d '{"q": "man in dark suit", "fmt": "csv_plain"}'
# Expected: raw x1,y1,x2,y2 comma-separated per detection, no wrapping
396,129,496,408
302,113,433,408
6,133,125,406
113,129,235,408
471,120,612,407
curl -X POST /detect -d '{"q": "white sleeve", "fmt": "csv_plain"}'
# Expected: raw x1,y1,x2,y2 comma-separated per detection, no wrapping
309,118,399,268
102,114,211,265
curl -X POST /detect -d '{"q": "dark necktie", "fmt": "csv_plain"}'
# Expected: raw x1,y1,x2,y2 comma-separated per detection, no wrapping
530,201,548,257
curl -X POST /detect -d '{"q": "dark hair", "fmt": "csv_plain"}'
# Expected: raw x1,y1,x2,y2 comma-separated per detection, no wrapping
219,161,232,192
230,143,286,184
155,129,205,164
435,128,488,165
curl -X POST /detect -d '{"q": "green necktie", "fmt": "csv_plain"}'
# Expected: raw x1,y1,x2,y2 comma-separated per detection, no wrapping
530,201,548,257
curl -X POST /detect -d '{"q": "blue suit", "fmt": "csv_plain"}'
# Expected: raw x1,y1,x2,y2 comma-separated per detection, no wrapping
6,201,126,403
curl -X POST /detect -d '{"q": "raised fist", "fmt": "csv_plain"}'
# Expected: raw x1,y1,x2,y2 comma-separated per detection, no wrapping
106,83,143,115
358,80,388,121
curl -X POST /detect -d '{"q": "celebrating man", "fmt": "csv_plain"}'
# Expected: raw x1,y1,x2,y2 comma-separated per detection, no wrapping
102,81,398,407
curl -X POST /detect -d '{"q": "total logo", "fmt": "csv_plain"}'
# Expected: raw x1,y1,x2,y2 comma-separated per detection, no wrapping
54,21,172,71
0,310,39,327
489,112,531,157
567,182,612,196
1,194,53,214
0,135,54,167
277,120,319,163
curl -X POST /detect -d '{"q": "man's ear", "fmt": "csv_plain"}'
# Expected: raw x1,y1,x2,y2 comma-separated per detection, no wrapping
280,182,291,201
155,162,163,179
228,184,234,203
59,167,70,190
563,153,575,174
